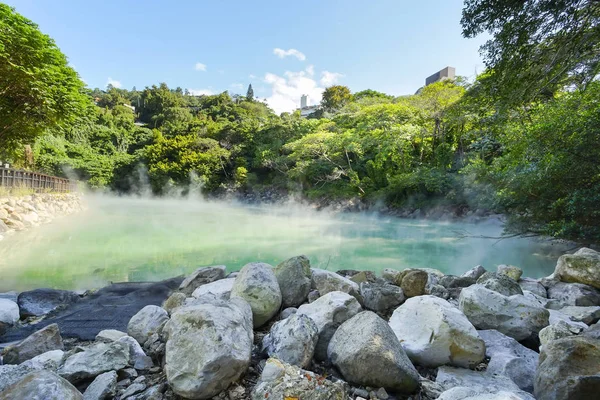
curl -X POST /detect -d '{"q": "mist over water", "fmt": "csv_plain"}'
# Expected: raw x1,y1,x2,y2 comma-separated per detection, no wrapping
0,195,571,292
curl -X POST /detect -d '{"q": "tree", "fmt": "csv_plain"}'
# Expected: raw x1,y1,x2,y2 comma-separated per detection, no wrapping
246,84,254,101
321,85,352,112
462,0,600,104
0,4,88,156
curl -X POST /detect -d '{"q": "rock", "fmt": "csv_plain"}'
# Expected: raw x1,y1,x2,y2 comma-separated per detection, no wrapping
274,255,312,308
539,321,580,347
462,265,487,280
349,270,377,284
17,288,79,318
164,298,253,399
0,364,38,392
191,277,235,300
162,292,186,314
307,290,320,303
126,384,165,400
127,305,169,345
389,295,485,368
554,247,600,289
459,285,549,340
310,268,361,301
0,291,18,302
280,307,297,319
2,323,64,364
21,349,65,370
478,329,539,393
58,341,130,382
0,298,19,335
428,284,451,299
261,313,318,368
477,272,523,296
436,365,522,392
95,329,128,343
359,282,405,313
382,268,402,284
252,358,347,400
116,336,147,366
83,371,117,400
120,381,146,398
231,262,282,328
519,278,547,298
558,305,600,324
120,368,138,380
439,275,477,289
546,281,600,306
534,336,600,400
497,265,523,281
547,309,588,330
328,311,420,393
0,370,82,400
401,270,429,297
297,291,362,360
133,355,153,370
437,386,535,400
583,322,600,339
178,265,226,296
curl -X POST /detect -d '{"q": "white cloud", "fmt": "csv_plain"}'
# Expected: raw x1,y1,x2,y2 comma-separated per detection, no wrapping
249,74,257,79
264,68,324,114
273,48,306,61
320,71,344,87
230,83,244,90
195,62,207,71
188,88,214,96
106,77,122,88
305,65,315,76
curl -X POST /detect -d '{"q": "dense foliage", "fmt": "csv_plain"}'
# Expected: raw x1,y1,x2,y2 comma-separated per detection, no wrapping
1,3,599,243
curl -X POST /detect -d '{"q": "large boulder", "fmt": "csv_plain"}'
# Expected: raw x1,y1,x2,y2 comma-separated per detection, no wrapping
554,247,600,289
296,291,362,360
583,322,600,340
328,311,420,393
58,341,130,382
127,305,169,345
0,370,82,400
252,358,347,400
462,265,487,280
17,288,79,318
95,329,127,343
2,323,64,364
459,285,549,340
437,386,535,400
389,295,485,368
178,265,226,296
310,268,361,301
164,298,253,399
0,364,38,392
231,262,282,328
401,270,429,297
359,282,405,313
478,329,539,393
519,278,547,298
0,298,19,335
546,281,600,306
21,349,65,370
438,275,477,289
497,265,523,281
477,272,523,296
191,278,235,301
534,336,600,400
82,370,117,400
436,365,523,393
558,305,600,325
274,255,312,308
261,313,318,368
538,321,581,347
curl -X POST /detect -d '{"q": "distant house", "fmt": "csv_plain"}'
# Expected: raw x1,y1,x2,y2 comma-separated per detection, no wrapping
297,94,319,118
425,66,456,86
123,103,136,112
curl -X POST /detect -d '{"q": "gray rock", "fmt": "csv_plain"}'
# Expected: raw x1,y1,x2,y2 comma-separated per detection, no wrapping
178,265,226,296
462,265,487,280
274,255,312,308
116,336,147,366
262,313,318,368
0,291,18,302
439,275,477,289
120,382,146,398
479,329,539,393
231,262,282,328
547,309,588,330
161,292,187,314
307,290,320,303
401,270,429,297
583,322,600,339
127,305,169,345
164,298,253,399
2,323,64,364
58,341,130,382
519,278,547,298
534,336,600,400
297,291,362,360
360,282,405,313
83,371,117,400
0,364,38,392
95,329,127,343
539,321,581,347
558,305,600,324
437,386,535,400
133,355,153,370
280,307,297,319
427,284,451,299
311,268,361,301
252,358,347,400
459,285,549,340
436,365,522,392
17,288,79,318
328,311,420,393
554,247,600,289
126,384,165,400
0,298,20,335
546,281,600,306
0,370,82,400
21,349,64,370
381,268,402,285
477,272,523,296
497,265,523,281
191,277,235,300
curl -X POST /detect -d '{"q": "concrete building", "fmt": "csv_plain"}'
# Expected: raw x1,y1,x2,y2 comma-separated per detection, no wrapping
425,66,456,86
298,94,319,117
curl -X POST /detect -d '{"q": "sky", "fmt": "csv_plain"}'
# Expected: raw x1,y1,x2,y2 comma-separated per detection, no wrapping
7,0,488,113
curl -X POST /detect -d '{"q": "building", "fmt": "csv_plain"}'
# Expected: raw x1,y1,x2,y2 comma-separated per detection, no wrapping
425,66,456,86
298,94,319,117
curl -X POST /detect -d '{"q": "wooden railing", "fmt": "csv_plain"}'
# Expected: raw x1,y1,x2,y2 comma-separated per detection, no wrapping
0,167,77,193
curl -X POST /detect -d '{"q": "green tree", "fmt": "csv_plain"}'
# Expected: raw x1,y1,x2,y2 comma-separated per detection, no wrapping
0,4,88,156
321,85,352,112
246,84,254,101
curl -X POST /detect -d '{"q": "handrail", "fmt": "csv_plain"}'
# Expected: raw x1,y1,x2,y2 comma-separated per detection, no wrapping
0,167,78,193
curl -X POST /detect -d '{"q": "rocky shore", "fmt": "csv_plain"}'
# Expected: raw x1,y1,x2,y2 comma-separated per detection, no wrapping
1,249,600,399
0,193,84,240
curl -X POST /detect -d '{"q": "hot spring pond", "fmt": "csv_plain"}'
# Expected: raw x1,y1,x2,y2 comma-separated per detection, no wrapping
0,196,571,292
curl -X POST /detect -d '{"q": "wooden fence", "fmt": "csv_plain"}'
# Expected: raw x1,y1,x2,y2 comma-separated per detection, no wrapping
0,167,77,193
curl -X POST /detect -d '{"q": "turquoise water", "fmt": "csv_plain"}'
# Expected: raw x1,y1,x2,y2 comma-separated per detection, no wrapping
0,196,569,291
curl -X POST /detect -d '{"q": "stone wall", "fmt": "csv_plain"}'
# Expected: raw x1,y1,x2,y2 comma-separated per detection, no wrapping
0,193,84,240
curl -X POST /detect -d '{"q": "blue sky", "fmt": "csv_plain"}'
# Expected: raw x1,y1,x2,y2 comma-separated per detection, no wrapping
7,0,488,113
